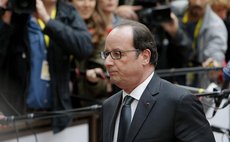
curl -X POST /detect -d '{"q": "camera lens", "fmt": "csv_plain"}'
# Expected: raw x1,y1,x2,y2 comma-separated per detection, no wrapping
12,0,36,14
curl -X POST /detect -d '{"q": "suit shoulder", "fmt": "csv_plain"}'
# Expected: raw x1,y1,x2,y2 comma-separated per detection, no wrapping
103,91,121,105
160,79,193,100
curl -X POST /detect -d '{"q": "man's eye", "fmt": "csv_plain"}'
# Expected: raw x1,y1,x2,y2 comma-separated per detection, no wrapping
105,52,110,57
112,51,121,57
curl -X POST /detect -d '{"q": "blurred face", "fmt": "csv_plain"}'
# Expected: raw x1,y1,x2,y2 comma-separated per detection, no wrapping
99,0,118,14
188,0,208,18
212,4,228,19
104,26,146,93
71,0,96,20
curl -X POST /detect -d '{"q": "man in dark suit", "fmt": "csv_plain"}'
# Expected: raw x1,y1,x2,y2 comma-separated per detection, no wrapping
100,20,215,142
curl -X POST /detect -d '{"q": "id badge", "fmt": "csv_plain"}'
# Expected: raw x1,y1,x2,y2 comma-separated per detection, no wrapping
41,60,50,81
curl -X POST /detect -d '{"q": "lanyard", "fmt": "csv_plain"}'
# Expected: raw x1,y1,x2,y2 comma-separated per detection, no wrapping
183,12,203,49
37,7,57,47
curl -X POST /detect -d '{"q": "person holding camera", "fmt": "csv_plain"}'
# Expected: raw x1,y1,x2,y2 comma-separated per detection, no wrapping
0,0,93,133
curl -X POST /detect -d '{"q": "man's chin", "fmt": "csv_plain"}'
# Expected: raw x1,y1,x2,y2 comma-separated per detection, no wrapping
109,77,119,85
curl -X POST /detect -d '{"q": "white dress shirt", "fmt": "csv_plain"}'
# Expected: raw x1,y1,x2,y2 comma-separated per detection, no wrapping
113,72,154,142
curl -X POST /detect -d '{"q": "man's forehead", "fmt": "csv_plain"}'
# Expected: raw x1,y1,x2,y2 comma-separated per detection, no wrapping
105,26,134,50
114,25,133,33
107,26,133,40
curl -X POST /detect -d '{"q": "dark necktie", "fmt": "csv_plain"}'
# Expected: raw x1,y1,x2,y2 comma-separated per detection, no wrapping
117,95,134,142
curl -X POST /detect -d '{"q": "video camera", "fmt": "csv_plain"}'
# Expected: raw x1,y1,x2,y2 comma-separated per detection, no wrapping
7,0,35,14
134,0,172,28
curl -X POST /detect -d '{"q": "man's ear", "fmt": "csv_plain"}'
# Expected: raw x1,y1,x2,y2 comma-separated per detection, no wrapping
141,49,151,64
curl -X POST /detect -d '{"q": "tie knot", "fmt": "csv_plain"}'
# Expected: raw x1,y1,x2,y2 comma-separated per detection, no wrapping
123,96,134,105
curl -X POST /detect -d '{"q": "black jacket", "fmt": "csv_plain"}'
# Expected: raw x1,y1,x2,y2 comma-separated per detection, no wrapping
102,74,215,142
0,1,93,132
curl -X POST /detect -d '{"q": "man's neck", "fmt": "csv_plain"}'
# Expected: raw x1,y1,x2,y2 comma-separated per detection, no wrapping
123,66,154,94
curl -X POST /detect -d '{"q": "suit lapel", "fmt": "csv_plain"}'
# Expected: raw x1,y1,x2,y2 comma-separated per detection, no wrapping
108,92,123,142
127,74,161,142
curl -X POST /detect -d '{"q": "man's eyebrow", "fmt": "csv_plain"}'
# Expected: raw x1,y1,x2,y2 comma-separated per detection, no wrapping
105,48,122,52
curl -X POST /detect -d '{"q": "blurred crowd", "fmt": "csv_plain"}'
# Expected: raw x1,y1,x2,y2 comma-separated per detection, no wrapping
0,0,230,131
70,0,230,107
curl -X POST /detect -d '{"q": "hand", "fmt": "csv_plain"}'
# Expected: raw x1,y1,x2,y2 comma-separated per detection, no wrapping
202,58,222,82
35,0,50,23
115,5,142,21
0,0,8,8
86,68,105,83
160,13,179,38
202,58,221,67
0,0,12,24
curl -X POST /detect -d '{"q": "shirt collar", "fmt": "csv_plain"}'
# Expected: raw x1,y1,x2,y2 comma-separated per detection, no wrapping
122,71,154,101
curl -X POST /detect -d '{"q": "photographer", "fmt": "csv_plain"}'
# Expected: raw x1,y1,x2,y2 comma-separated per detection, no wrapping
117,0,193,84
0,0,93,133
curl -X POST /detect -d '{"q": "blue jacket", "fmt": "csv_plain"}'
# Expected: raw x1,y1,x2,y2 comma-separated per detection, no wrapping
0,1,93,132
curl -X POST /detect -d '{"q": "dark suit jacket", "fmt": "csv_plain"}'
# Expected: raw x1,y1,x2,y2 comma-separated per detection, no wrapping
102,74,215,142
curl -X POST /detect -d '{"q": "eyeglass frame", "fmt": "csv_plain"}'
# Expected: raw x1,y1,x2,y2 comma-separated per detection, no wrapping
100,49,140,60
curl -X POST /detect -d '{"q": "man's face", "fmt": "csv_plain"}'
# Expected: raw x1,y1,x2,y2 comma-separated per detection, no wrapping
104,26,145,91
188,0,208,18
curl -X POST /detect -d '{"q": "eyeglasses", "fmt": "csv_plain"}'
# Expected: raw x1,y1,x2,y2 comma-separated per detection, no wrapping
100,49,140,60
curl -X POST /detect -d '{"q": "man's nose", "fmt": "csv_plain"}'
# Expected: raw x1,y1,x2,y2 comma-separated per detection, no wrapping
104,55,114,67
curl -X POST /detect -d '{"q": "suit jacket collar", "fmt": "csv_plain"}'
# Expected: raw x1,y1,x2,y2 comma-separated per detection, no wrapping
108,92,123,142
107,74,162,142
127,73,161,142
